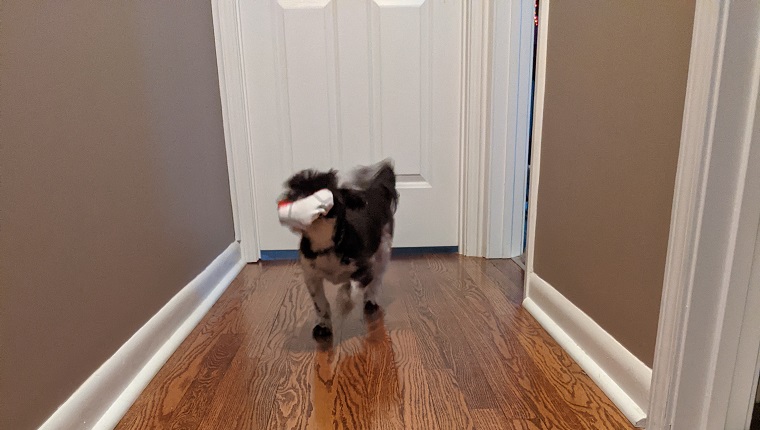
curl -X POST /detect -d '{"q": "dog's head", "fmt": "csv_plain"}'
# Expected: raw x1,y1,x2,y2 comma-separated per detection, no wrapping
281,169,366,221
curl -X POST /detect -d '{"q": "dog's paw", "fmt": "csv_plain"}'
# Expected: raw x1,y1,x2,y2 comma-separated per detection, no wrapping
312,324,333,340
363,300,379,314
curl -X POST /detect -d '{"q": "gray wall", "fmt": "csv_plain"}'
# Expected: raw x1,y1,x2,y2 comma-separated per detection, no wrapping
533,1,695,366
0,2,235,428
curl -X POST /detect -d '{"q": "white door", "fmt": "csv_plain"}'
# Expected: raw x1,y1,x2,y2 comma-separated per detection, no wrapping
239,0,462,251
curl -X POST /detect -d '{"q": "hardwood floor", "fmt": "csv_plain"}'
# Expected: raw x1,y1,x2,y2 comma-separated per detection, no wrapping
116,255,635,429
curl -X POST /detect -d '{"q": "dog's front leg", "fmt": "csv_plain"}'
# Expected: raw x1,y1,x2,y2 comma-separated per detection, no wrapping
352,267,380,314
305,274,332,339
362,278,381,314
356,239,391,314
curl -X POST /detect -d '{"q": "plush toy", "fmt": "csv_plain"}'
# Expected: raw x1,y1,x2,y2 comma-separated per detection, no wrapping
277,189,334,231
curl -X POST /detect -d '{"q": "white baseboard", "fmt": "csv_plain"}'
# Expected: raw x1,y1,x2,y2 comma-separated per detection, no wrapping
38,242,245,430
522,272,652,428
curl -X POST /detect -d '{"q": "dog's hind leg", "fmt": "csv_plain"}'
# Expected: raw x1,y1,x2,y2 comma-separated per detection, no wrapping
305,273,332,339
336,282,354,315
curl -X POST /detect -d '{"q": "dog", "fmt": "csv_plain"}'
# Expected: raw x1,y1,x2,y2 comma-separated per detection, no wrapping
279,159,399,340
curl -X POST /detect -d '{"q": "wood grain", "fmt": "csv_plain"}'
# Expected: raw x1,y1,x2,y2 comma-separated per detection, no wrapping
115,256,636,430
461,257,634,429
417,256,580,427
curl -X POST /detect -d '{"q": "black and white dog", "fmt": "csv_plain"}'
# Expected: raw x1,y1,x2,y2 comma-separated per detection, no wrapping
280,160,399,340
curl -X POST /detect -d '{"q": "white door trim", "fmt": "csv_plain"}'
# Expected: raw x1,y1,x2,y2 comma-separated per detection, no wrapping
484,0,534,259
459,0,492,257
524,0,548,279
727,232,760,429
648,0,760,429
460,0,535,258
215,0,533,259
212,0,261,262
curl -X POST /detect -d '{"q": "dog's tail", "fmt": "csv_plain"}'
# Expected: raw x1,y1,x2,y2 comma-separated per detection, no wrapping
372,159,399,214
344,159,399,213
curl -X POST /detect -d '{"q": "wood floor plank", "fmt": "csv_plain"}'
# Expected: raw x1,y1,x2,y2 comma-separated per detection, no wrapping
423,255,588,428
166,332,241,430
117,256,638,430
485,259,525,305
384,258,450,370
389,258,504,410
194,262,297,430
424,369,475,430
268,274,339,430
465,264,617,428
409,257,549,421
388,325,442,430
115,265,263,430
330,313,404,430
471,408,516,430
462,257,634,429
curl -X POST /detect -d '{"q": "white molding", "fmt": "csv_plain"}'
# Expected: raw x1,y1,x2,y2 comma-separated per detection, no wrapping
524,0,548,289
523,273,651,428
646,2,726,427
212,0,261,263
727,230,760,428
460,0,534,258
459,0,492,257
647,0,760,428
38,243,245,430
485,0,534,259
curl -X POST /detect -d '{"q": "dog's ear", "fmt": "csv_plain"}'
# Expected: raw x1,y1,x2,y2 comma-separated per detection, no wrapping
338,189,366,210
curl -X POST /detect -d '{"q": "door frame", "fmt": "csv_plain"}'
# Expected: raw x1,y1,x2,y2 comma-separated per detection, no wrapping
647,1,760,428
460,0,536,258
212,0,535,262
211,0,261,263
523,0,760,428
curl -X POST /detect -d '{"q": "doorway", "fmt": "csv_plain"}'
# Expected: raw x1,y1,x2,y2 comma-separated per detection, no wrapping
214,0,537,262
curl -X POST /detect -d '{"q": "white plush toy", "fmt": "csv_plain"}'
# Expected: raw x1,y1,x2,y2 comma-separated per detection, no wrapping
277,189,334,231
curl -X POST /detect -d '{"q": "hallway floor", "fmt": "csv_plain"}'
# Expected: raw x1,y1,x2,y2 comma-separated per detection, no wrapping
116,255,634,429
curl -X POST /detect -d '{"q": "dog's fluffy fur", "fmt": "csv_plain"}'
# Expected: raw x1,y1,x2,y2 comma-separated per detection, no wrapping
281,159,399,340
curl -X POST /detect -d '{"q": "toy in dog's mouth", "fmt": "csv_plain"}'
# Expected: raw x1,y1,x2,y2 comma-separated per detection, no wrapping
277,189,334,232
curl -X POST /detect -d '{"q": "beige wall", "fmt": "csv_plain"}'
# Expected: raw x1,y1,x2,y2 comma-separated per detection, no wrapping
533,1,695,366
0,2,235,428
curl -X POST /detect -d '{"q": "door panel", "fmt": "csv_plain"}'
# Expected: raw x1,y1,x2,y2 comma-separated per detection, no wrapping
241,0,462,250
